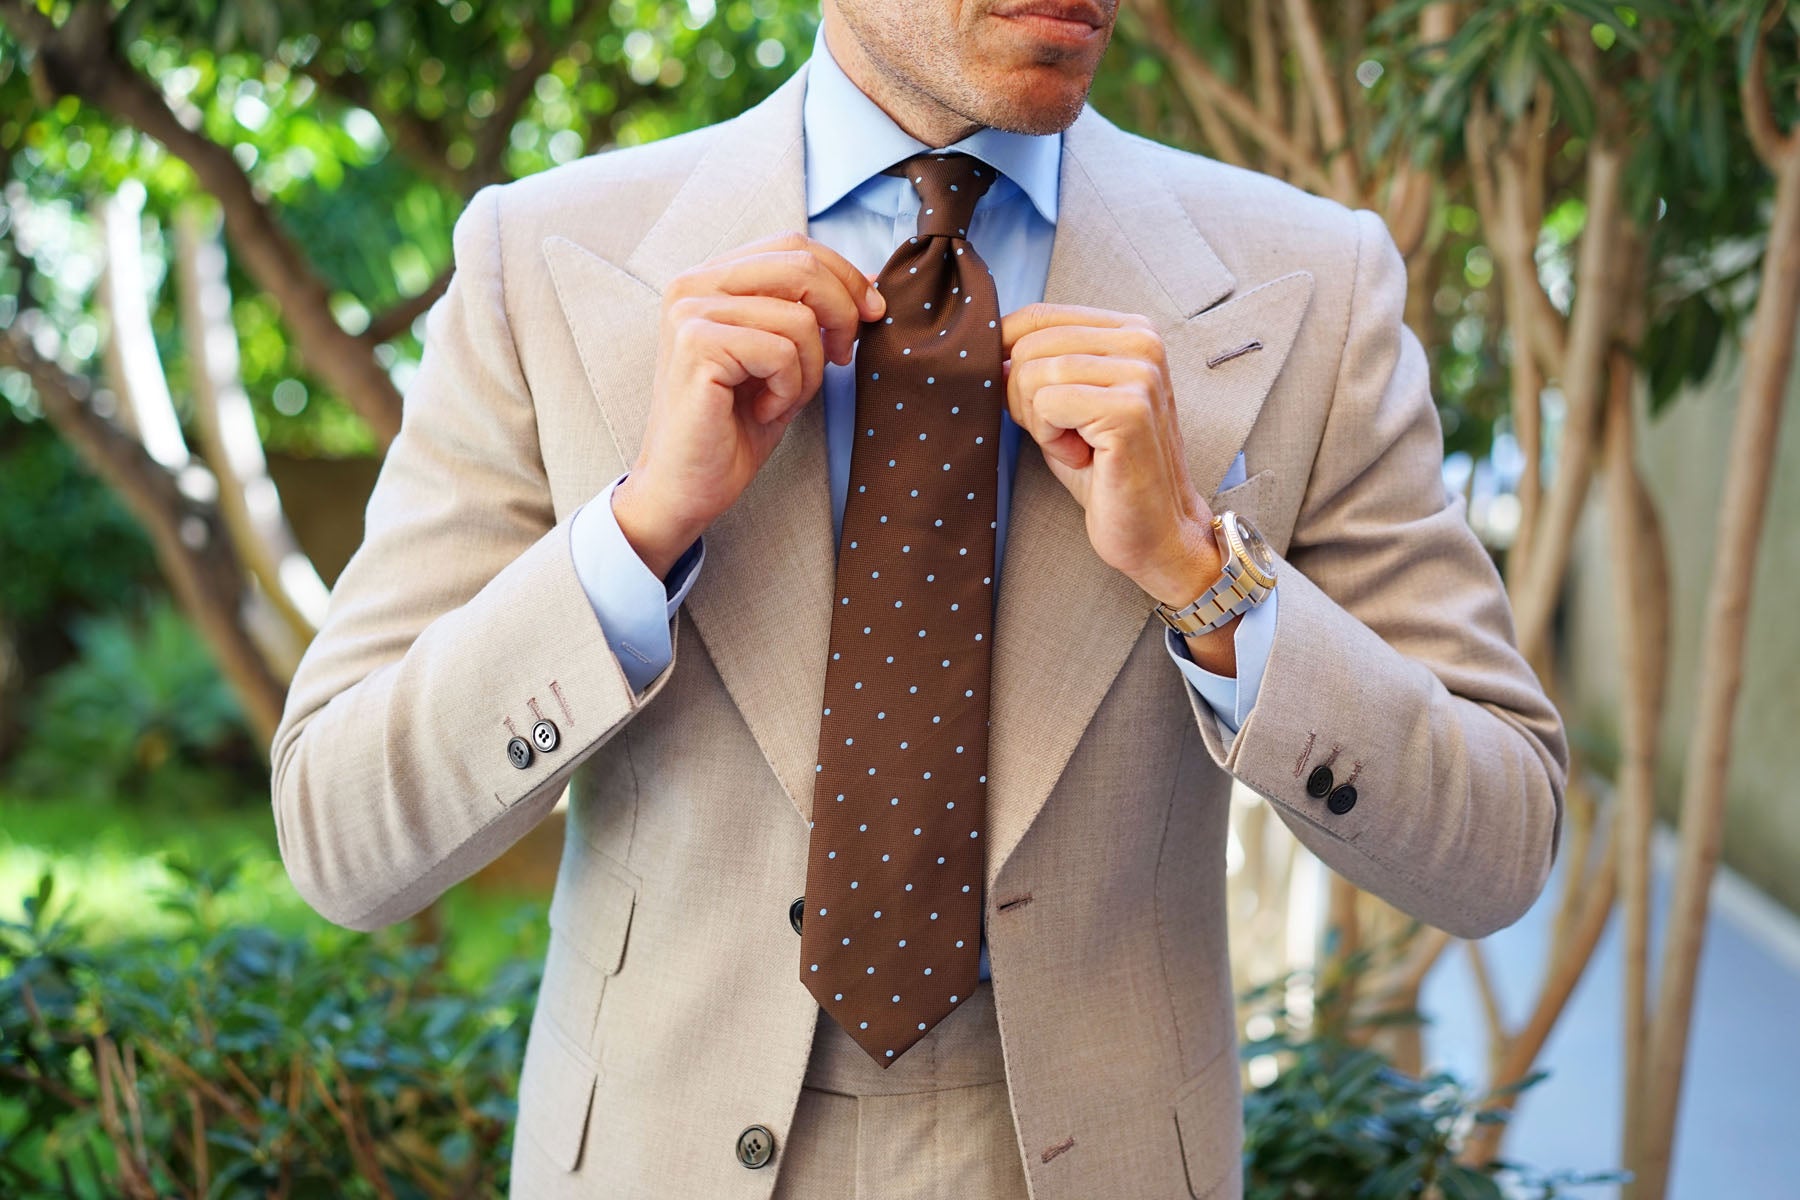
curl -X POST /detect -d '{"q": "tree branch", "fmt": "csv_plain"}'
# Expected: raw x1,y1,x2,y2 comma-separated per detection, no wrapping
3,1,402,445
1280,0,1360,201
1125,0,1334,194
363,263,452,345
0,325,289,747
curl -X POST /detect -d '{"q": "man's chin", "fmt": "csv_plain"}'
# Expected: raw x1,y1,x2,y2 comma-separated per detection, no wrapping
973,87,1093,136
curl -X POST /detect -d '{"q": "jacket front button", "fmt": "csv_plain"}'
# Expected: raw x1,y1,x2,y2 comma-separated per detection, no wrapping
507,737,533,770
1327,784,1358,815
790,896,805,935
736,1124,776,1169
1305,764,1333,798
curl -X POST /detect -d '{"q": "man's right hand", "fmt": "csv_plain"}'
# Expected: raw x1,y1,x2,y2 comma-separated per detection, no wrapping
611,231,886,578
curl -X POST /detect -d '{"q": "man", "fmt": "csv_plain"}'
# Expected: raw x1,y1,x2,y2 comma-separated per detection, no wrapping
270,0,1567,1195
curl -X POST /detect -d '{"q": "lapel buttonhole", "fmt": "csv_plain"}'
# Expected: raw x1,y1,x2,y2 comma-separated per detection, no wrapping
1206,339,1264,370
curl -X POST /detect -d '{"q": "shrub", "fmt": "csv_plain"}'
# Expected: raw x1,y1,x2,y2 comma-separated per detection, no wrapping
3,597,262,809
1239,938,1628,1199
1,859,539,1199
2,865,1622,1197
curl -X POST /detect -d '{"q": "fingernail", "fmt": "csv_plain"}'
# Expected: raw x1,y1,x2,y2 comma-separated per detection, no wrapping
865,284,884,315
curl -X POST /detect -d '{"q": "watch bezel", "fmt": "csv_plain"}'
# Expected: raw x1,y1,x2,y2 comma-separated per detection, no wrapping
1219,511,1277,591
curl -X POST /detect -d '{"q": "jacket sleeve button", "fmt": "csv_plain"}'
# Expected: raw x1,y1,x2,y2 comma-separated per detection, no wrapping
789,896,805,935
532,718,560,752
507,737,533,770
1305,764,1334,799
1327,784,1358,815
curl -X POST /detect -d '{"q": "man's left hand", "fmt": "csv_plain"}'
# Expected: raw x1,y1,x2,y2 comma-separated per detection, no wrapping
1000,303,1223,616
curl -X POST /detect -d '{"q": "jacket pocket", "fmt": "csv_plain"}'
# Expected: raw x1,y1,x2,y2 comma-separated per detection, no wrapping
539,850,639,1054
517,1008,599,1172
1172,1043,1245,1198
1208,468,1275,526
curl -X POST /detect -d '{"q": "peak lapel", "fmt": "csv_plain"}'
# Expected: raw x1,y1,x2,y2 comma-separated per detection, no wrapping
546,63,835,829
983,108,1314,887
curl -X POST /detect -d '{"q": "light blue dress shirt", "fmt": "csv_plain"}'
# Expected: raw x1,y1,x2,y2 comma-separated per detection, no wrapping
567,25,1277,983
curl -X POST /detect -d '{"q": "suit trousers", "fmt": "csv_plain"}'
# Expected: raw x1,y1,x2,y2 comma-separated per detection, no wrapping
771,980,1030,1199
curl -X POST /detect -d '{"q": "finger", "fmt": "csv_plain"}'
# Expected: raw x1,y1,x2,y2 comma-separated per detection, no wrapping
1008,324,1168,382
1011,352,1155,398
679,319,804,424
670,293,825,411
1000,302,1144,353
694,250,878,367
695,232,885,354
1020,383,1114,468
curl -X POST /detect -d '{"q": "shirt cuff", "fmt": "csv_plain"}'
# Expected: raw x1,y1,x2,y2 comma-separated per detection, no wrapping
569,470,705,694
1162,588,1278,739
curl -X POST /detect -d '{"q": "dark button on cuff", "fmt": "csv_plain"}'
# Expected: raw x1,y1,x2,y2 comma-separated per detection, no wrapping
736,1124,775,1168
789,896,805,935
1305,765,1333,798
507,737,533,770
532,718,560,753
1327,784,1358,815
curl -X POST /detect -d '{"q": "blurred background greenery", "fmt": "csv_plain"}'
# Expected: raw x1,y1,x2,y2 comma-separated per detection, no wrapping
3,0,1798,1196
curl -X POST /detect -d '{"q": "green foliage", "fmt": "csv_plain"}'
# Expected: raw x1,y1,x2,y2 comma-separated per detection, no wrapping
0,406,159,633
0,862,1624,1197
0,0,822,457
0,863,541,1198
1240,941,1629,1199
1363,1,1800,419
4,596,262,808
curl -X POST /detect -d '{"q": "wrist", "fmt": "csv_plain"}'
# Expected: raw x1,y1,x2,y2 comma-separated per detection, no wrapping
612,472,706,580
1145,515,1239,675
1137,516,1224,610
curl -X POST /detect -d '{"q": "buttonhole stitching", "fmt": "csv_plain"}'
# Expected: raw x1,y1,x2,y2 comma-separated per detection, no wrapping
1041,1136,1075,1163
550,679,574,726
1292,731,1316,778
1206,339,1263,369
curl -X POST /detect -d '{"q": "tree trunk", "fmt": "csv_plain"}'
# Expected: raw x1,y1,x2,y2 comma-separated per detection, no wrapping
1630,142,1800,1200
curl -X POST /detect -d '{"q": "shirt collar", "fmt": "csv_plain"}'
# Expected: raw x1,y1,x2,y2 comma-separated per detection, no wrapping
801,23,1061,225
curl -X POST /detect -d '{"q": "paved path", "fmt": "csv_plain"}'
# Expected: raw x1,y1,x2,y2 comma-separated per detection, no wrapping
1421,827,1800,1198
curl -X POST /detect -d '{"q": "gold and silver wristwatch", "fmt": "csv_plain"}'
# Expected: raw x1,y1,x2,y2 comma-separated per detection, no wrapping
1152,510,1277,637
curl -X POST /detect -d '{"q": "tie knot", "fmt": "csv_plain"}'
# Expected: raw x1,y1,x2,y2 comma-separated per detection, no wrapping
882,152,996,240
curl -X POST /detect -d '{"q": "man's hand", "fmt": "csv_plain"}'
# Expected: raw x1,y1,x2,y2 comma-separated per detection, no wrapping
612,231,886,577
1001,303,1237,673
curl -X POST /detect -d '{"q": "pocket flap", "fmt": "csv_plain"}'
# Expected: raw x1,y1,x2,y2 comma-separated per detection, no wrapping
549,850,639,975
1208,468,1275,523
1172,1046,1245,1198
518,1013,598,1172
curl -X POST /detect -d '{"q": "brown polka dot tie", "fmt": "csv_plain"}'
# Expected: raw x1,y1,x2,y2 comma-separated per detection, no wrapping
799,152,1002,1067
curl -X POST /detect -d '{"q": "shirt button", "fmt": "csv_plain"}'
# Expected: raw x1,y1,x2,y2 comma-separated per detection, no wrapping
736,1124,776,1169
532,718,560,753
507,737,533,770
790,896,805,935
1327,784,1358,815
1305,764,1333,799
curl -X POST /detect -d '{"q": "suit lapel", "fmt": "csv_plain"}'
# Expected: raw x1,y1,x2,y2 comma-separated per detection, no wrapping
541,76,1315,874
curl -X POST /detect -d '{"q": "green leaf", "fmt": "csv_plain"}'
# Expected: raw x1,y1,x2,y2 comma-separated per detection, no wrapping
1537,38,1595,137
1495,17,1541,120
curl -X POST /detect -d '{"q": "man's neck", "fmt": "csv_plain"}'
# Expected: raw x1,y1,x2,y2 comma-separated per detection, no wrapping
820,12,981,148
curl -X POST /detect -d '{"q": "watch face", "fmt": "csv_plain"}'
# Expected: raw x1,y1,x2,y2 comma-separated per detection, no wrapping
1229,513,1277,585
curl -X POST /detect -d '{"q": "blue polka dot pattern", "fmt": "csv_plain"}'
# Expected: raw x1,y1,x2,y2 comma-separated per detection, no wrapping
799,152,999,1069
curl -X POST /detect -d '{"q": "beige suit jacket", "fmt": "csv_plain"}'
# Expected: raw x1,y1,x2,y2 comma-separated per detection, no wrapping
271,60,1566,1200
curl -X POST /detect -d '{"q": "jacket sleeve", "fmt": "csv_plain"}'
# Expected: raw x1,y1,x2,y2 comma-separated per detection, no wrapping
270,183,680,932
1185,208,1567,940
